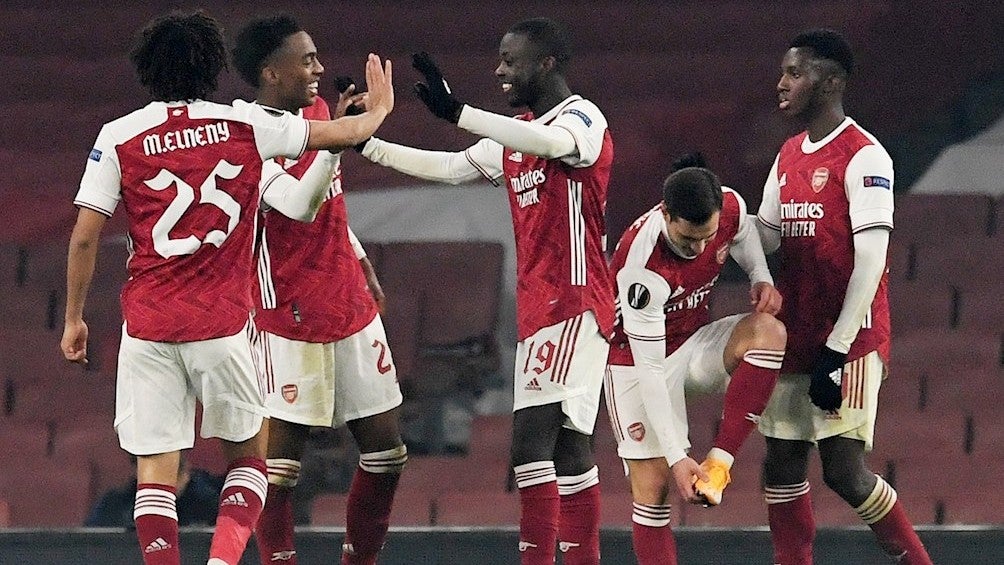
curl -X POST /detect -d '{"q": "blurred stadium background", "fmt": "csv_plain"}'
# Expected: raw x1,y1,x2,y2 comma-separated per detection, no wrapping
1,1,1002,562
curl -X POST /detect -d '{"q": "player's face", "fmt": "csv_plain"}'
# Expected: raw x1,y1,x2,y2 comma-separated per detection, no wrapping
266,31,324,112
663,207,720,260
496,32,545,108
776,48,826,120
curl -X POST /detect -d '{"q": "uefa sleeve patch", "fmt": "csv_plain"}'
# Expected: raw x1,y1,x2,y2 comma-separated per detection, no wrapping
88,148,102,162
627,283,650,309
863,176,891,189
561,108,593,127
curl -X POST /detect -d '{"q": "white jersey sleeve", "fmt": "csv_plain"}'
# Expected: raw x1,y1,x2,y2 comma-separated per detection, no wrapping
347,225,366,260
726,189,773,286
845,143,895,232
225,99,309,162
75,125,122,216
361,137,500,185
756,154,782,254
617,264,689,465
551,98,608,168
260,151,340,222
757,154,782,231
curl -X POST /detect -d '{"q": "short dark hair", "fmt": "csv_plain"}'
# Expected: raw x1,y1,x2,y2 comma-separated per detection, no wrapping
130,10,227,102
662,167,723,225
790,28,854,76
508,17,572,73
232,15,302,88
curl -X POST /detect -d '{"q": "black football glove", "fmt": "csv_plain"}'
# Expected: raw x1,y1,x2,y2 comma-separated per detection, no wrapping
808,346,846,411
334,76,365,116
412,52,464,123
334,76,370,152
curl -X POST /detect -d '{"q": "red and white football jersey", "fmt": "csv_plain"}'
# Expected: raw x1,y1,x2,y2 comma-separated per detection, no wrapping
608,189,744,365
758,117,894,372
75,99,309,342
465,95,615,340
254,97,377,342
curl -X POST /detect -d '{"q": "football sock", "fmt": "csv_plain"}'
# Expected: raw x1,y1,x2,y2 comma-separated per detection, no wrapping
765,481,814,565
715,349,783,455
209,456,268,565
631,502,676,565
557,466,601,565
342,446,407,565
134,483,181,565
515,461,559,565
855,475,933,565
255,458,300,564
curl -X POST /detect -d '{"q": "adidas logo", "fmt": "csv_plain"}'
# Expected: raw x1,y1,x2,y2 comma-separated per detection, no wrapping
518,540,538,552
508,151,524,162
270,550,297,561
559,541,581,552
524,378,542,391
221,492,249,507
744,412,762,424
342,543,356,555
145,537,171,553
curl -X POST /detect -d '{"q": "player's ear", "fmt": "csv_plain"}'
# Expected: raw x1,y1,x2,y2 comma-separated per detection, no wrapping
539,54,556,73
260,65,279,86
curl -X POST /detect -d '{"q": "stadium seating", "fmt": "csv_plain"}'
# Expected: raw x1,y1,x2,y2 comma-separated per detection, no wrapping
2,0,1004,532
894,193,995,244
0,459,93,526
956,288,1004,331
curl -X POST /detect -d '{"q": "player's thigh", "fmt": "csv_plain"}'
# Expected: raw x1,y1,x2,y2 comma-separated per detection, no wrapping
759,351,883,450
679,314,743,396
604,364,689,461
331,314,403,429
115,326,196,455
256,330,337,427
513,312,609,435
184,322,267,443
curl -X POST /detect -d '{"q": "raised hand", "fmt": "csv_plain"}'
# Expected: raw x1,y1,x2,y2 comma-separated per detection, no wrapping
411,51,463,123
364,53,394,117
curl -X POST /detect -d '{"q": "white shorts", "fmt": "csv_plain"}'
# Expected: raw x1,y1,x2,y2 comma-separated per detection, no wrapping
758,351,884,451
255,315,403,428
115,321,267,456
512,311,610,435
605,315,742,460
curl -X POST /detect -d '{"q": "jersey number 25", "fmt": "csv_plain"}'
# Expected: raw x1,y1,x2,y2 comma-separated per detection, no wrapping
145,160,243,259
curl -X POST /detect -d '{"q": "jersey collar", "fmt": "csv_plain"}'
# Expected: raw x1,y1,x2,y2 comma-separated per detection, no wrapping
800,117,855,154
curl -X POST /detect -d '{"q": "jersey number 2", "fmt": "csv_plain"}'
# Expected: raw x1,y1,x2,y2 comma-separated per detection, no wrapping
145,160,243,258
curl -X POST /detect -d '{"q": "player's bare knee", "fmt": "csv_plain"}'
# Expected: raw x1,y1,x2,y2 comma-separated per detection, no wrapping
763,439,810,484
631,475,671,506
746,311,787,350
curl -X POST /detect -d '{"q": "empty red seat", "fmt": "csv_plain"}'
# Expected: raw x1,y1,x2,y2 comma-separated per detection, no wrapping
956,288,1004,331
892,329,1001,372
0,459,93,526
888,280,956,331
909,237,1004,291
894,194,994,245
